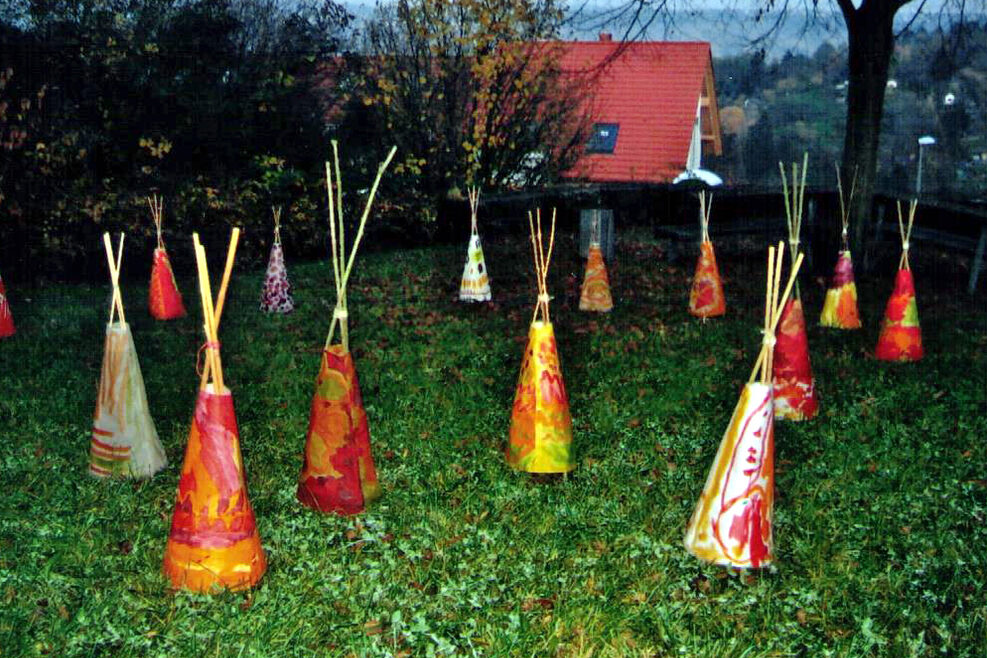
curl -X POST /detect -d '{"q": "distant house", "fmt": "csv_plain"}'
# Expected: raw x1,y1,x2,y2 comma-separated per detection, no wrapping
553,35,722,184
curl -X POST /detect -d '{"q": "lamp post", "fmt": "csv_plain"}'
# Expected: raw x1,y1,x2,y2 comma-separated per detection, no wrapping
916,135,936,196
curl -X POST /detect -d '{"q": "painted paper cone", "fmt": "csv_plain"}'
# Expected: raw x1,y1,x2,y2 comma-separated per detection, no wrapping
90,322,167,478
819,250,861,329
689,242,726,318
876,268,923,362
772,298,819,420
260,241,294,313
300,142,394,513
297,346,381,513
684,382,775,568
149,248,186,320
507,321,575,473
163,385,267,591
578,243,613,312
0,274,14,338
686,238,804,569
459,233,491,302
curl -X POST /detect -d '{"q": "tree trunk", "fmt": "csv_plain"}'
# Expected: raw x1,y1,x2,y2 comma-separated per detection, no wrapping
840,1,897,272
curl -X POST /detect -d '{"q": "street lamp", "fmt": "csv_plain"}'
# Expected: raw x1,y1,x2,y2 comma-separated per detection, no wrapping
916,135,936,196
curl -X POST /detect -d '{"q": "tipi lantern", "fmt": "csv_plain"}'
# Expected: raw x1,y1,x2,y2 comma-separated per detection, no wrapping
147,195,187,320
459,187,491,302
259,206,295,313
506,208,575,474
297,143,396,514
875,200,923,362
0,270,14,338
684,242,804,569
578,212,614,312
90,233,167,479
772,155,819,421
688,191,726,318
820,165,862,329
163,228,267,592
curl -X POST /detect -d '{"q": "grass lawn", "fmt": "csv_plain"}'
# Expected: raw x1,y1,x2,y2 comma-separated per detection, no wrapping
1,228,985,657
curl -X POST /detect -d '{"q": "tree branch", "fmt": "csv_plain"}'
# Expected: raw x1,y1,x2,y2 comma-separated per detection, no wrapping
834,0,858,24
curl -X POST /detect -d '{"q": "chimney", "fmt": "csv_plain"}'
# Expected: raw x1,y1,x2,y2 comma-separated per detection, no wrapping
599,32,612,42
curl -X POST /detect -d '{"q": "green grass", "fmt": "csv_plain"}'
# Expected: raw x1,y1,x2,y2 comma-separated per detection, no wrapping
1,229,985,657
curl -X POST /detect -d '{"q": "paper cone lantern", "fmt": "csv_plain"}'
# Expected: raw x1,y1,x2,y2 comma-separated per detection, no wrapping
772,298,818,420
685,242,804,569
147,196,186,320
819,250,861,329
821,166,862,329
90,234,167,479
770,156,818,421
689,242,726,318
876,268,923,361
506,208,575,474
164,229,267,592
297,142,394,514
460,189,491,302
876,200,923,362
507,321,574,472
579,243,613,312
297,346,380,514
0,273,15,338
684,382,775,567
260,207,294,313
688,192,725,318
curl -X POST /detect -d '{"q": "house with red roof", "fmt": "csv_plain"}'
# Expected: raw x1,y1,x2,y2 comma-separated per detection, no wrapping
554,35,722,184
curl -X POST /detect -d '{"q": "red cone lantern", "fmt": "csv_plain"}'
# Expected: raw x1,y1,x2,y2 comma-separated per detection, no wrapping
147,196,186,320
772,298,818,420
297,347,378,514
0,273,15,338
876,201,923,362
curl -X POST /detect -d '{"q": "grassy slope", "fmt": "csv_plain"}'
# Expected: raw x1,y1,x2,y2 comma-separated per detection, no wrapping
0,230,985,657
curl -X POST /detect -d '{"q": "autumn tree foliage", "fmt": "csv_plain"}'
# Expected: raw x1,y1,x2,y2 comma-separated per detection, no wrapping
351,0,587,209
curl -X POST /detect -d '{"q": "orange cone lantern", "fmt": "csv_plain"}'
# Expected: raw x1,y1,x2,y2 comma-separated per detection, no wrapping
772,156,818,421
0,271,14,338
147,196,186,320
163,228,267,592
506,208,575,474
297,143,395,514
685,243,803,569
579,214,613,312
689,192,725,318
876,200,923,362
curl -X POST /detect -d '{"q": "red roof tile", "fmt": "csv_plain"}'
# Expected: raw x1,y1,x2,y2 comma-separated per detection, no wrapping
554,40,716,184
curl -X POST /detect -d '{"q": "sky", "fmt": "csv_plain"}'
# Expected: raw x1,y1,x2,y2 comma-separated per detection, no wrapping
346,0,976,58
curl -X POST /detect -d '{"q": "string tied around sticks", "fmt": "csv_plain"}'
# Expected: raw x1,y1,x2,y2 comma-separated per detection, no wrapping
332,307,348,321
195,340,221,377
902,241,910,252
537,293,550,304
761,329,777,349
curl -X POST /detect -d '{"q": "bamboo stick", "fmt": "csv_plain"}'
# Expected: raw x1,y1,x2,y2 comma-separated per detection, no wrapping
322,143,398,351
102,232,126,326
749,242,803,384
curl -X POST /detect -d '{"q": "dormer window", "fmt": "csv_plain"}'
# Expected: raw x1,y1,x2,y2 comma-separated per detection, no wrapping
586,123,619,154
